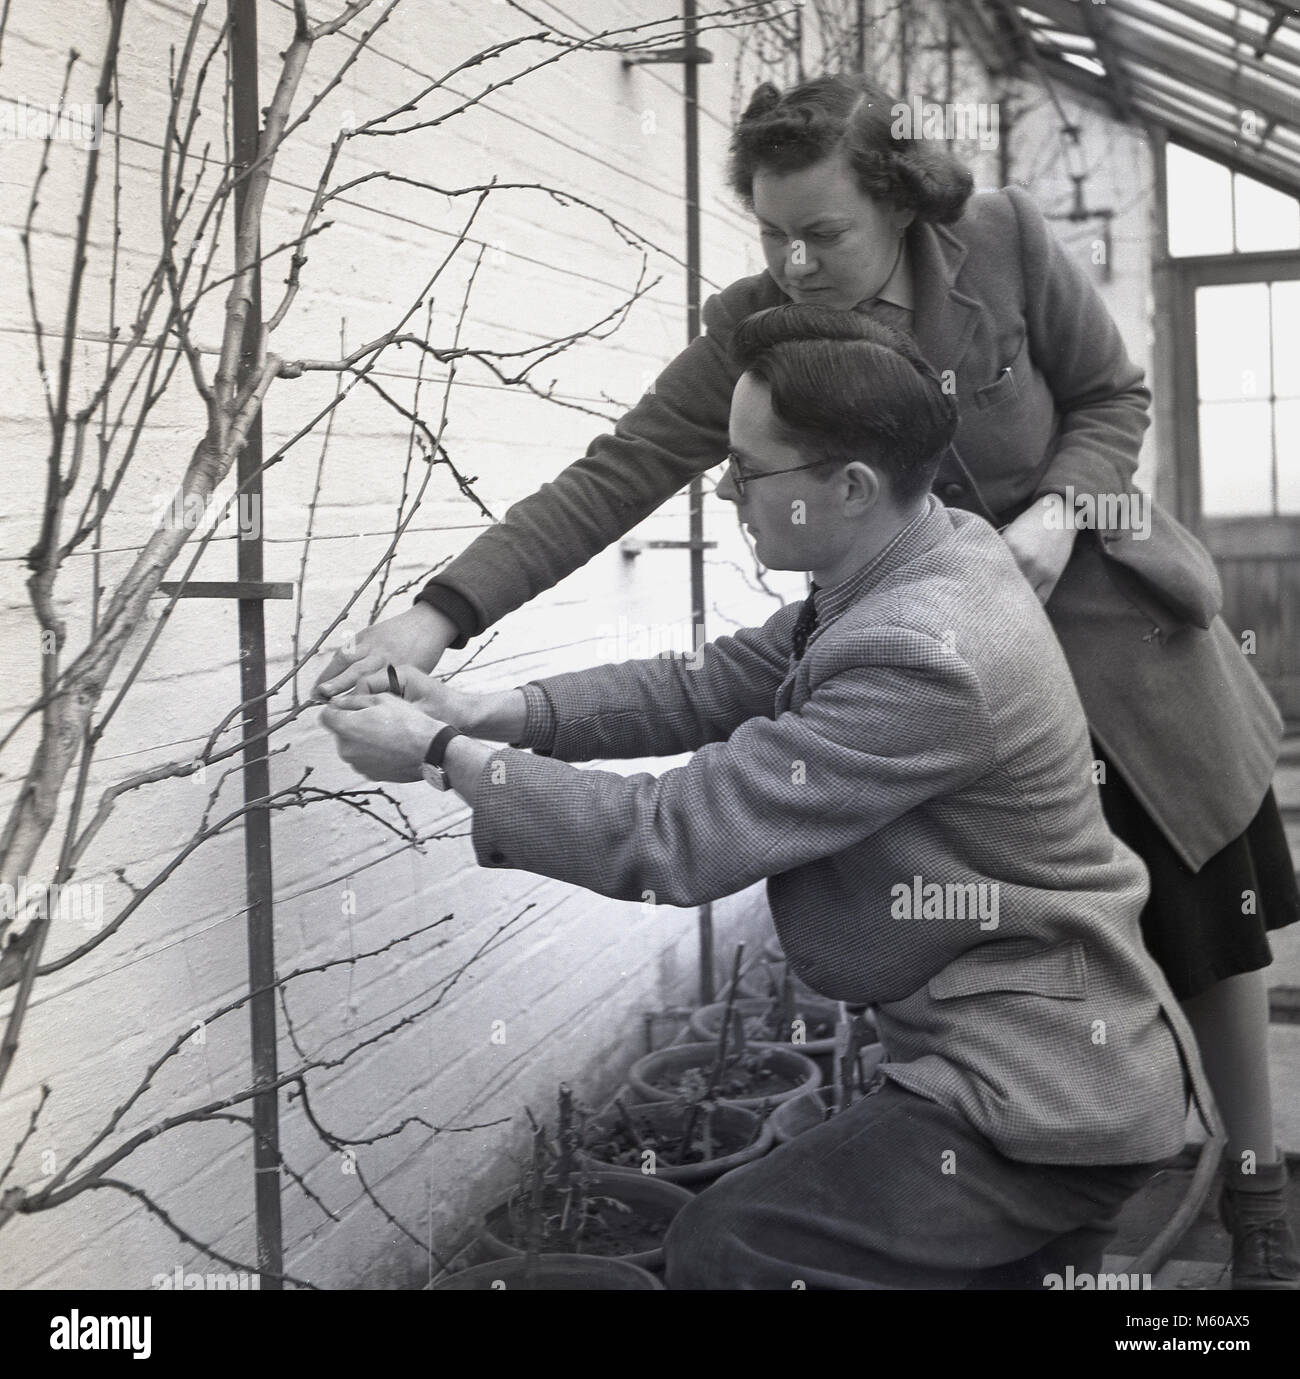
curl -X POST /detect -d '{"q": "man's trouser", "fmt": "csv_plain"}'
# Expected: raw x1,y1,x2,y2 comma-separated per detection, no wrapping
663,1080,1160,1290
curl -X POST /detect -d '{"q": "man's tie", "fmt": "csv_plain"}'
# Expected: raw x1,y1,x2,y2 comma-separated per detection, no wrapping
791,586,819,660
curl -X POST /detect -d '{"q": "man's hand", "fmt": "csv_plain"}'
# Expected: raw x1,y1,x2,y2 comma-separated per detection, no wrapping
347,665,528,742
350,664,470,725
1000,496,1077,604
313,603,458,701
320,692,445,783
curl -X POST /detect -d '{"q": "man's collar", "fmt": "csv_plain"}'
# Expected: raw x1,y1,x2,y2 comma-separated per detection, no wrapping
811,495,943,630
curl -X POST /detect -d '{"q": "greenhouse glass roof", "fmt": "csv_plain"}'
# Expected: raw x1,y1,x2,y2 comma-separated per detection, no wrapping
953,0,1300,197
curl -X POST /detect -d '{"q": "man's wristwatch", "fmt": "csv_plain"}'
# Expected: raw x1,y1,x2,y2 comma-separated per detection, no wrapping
420,725,463,791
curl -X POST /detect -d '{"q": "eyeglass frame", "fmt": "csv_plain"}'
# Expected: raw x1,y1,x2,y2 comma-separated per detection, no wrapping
724,451,841,497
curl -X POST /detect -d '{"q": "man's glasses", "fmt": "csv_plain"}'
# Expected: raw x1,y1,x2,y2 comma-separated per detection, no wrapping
725,452,837,498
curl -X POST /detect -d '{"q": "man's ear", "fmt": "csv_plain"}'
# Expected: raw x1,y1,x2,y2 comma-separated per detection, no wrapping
842,460,884,514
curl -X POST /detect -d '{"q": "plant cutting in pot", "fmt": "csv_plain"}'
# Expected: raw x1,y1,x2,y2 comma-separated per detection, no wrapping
579,1095,775,1186
583,948,778,1183
479,1084,692,1271
628,944,821,1112
769,1008,886,1144
627,1036,820,1111
688,968,840,1054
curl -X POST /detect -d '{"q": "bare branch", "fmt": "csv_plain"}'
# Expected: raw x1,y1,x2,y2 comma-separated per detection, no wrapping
85,1178,319,1289
32,906,531,1209
310,0,379,41
20,52,79,434
0,1085,50,1188
27,2,128,581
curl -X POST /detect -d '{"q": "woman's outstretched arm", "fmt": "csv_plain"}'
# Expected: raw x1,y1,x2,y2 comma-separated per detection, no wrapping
314,277,778,698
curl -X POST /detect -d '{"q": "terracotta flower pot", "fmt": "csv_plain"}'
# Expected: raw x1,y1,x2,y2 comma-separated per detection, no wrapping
688,995,841,1057
479,1169,693,1272
578,1099,775,1186
432,1254,664,1290
768,1044,887,1144
627,1041,821,1112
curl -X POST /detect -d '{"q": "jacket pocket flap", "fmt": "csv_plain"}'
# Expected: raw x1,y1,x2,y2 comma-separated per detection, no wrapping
1096,503,1223,630
929,941,1087,1001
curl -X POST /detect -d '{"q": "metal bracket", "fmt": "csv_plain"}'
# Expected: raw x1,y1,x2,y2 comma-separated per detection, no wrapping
620,537,716,558
622,46,713,67
156,580,295,600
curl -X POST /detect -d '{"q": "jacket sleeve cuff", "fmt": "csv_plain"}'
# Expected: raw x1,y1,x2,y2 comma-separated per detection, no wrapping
413,582,481,650
1031,451,1131,505
513,683,558,755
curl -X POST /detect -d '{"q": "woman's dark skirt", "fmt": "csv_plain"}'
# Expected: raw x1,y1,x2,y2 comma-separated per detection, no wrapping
1092,742,1300,1000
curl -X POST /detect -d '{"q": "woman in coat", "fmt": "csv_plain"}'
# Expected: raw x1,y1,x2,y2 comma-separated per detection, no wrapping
316,74,1300,1288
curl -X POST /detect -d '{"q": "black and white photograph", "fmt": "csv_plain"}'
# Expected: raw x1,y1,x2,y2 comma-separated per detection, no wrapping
1,0,1298,1347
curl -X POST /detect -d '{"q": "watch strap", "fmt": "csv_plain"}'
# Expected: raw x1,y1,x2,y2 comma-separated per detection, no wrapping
424,725,463,769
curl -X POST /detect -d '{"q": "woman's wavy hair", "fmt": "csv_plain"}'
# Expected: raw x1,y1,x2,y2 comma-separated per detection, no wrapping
731,304,958,502
728,74,973,224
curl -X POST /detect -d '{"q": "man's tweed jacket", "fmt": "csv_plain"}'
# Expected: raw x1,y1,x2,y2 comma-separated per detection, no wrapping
472,498,1212,1167
425,187,1281,872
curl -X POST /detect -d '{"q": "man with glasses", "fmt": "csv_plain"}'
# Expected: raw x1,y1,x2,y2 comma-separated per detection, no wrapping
322,305,1210,1289
725,451,840,493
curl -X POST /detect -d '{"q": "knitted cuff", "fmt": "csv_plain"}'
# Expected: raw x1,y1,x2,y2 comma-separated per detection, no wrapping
514,683,558,756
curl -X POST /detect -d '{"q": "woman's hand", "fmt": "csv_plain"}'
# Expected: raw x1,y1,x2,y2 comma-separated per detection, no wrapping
1000,496,1077,604
313,603,458,701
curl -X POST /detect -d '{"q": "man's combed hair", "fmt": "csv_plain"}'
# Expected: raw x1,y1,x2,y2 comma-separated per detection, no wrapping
729,74,973,224
731,304,959,502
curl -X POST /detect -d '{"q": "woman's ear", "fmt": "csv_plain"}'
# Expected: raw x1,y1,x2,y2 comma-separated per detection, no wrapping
891,205,916,236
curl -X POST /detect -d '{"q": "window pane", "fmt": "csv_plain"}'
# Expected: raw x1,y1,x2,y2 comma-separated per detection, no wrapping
1167,144,1234,257
1275,400,1300,514
1196,284,1271,401
1235,176,1300,253
1273,281,1300,399
1199,401,1273,515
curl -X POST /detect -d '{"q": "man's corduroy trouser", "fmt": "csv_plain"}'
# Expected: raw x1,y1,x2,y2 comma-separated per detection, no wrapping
663,1081,1162,1290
